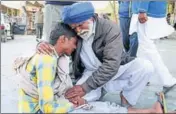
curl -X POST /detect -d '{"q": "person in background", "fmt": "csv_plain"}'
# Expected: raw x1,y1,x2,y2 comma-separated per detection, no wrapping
130,1,176,88
118,1,138,57
42,1,76,42
34,6,44,40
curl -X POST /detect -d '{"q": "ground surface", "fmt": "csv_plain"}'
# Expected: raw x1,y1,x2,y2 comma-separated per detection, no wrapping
1,34,176,113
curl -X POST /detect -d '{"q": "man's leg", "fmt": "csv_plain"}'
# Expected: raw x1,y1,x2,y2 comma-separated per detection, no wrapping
128,32,138,57
35,24,39,38
42,4,64,41
40,24,43,39
119,17,131,52
39,24,43,39
137,22,176,87
104,58,154,106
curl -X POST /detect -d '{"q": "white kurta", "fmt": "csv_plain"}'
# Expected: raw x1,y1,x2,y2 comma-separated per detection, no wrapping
76,21,153,106
130,14,176,87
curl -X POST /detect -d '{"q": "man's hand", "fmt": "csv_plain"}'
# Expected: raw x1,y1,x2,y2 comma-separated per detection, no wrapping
71,96,87,108
36,42,53,55
65,85,86,99
138,12,148,24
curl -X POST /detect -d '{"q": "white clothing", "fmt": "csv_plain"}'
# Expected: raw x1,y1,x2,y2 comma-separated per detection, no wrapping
130,14,176,87
77,23,153,105
77,17,154,106
129,14,174,39
78,21,102,102
70,101,128,113
77,57,153,106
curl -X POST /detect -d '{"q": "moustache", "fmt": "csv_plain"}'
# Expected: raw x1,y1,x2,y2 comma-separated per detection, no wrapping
77,30,89,36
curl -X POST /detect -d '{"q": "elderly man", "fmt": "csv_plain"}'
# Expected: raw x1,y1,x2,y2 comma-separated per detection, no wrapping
130,1,176,88
37,2,154,109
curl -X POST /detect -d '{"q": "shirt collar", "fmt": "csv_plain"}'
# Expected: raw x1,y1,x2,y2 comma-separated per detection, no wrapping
51,47,59,59
52,47,69,59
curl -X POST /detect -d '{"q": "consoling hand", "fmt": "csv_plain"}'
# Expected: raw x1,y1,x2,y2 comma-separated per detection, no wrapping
138,12,148,24
36,42,53,55
71,96,87,108
65,85,86,99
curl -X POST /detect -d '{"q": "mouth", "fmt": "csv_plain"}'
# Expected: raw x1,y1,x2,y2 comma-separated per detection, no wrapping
77,31,89,36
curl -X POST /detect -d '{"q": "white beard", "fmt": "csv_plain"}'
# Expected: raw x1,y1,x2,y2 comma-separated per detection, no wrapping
78,21,94,40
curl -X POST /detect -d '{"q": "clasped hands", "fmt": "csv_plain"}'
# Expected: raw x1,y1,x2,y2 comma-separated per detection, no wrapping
65,85,87,107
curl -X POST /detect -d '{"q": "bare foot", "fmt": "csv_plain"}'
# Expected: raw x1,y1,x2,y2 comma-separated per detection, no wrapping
152,102,163,113
120,92,131,108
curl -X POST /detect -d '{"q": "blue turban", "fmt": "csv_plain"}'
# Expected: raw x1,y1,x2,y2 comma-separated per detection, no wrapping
61,2,95,24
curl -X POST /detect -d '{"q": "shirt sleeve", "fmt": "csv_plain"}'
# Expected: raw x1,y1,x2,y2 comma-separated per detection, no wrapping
34,54,74,113
138,1,150,13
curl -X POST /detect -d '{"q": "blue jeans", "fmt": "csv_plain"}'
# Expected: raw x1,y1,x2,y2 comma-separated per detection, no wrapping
119,17,138,57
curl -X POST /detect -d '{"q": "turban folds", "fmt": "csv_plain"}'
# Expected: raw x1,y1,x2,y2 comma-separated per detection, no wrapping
61,2,95,24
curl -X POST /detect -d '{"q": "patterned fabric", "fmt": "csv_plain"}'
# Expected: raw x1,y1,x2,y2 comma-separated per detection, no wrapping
18,54,74,113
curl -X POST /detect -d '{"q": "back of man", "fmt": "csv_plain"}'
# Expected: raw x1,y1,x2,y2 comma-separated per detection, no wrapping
42,1,76,41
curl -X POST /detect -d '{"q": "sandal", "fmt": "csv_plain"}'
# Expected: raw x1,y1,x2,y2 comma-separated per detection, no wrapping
156,92,168,113
163,84,176,96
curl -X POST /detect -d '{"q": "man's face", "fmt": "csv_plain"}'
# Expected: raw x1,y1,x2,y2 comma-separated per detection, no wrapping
62,37,77,56
70,19,93,40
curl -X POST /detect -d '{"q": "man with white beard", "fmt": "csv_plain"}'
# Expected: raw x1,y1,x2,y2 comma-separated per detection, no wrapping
44,2,153,108
129,1,176,88
36,2,176,113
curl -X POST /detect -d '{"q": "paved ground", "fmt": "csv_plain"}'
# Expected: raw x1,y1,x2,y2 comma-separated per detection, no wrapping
1,34,176,113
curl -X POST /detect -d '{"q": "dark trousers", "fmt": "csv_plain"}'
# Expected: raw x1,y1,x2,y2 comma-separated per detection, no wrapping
35,23,43,39
119,17,138,57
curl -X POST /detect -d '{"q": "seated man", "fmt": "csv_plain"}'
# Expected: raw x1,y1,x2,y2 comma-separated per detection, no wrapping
13,23,83,113
33,19,175,114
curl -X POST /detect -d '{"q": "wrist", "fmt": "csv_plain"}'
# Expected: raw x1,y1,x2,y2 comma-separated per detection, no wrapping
81,83,91,93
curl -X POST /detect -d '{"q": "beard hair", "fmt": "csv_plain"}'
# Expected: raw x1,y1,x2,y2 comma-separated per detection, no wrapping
78,21,94,40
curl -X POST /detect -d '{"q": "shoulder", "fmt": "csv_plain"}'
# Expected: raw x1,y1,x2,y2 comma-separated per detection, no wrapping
96,17,120,35
33,54,57,66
